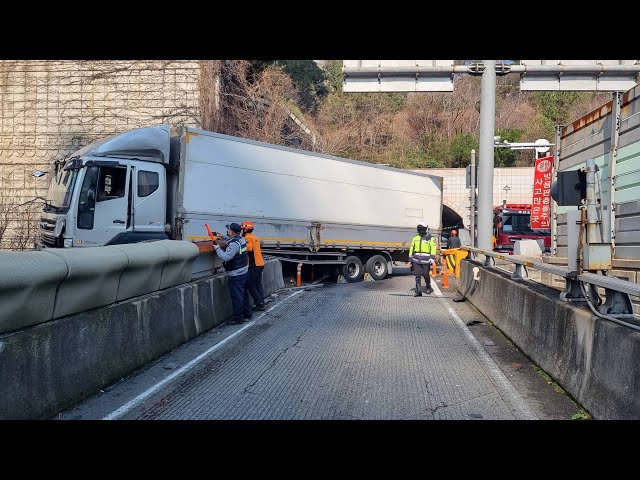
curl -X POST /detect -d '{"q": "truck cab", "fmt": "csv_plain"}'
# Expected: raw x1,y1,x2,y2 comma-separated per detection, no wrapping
38,125,170,248
492,203,551,253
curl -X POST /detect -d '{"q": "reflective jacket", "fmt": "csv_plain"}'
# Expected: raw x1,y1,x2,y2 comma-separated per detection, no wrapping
215,235,248,275
409,233,437,264
244,232,264,267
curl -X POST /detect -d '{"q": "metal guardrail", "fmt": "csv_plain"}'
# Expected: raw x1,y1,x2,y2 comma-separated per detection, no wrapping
462,246,640,319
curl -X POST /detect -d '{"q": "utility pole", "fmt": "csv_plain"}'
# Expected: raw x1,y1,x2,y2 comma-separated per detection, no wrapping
477,60,496,255
469,149,476,247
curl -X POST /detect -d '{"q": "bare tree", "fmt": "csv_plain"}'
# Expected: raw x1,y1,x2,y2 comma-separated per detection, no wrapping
201,61,314,150
0,170,40,250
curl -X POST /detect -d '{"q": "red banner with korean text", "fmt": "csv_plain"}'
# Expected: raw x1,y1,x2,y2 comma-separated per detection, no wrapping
531,156,553,229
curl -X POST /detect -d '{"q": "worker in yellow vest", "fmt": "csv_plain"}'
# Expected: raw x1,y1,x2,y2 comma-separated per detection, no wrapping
409,222,437,296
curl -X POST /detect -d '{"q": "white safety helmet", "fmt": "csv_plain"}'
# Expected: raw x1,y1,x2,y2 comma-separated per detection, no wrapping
417,222,428,229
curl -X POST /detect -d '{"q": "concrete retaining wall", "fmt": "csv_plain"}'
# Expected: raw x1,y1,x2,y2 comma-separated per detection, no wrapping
458,259,640,420
0,60,201,250
0,258,284,419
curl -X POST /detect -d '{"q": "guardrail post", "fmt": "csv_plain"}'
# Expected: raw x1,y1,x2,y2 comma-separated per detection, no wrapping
512,264,529,280
599,289,635,318
484,256,495,267
559,276,587,303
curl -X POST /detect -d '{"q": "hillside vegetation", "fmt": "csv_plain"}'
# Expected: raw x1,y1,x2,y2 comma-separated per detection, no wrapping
214,60,611,168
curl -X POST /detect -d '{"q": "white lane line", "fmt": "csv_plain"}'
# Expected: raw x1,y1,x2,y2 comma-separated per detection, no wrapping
430,281,538,420
102,289,306,420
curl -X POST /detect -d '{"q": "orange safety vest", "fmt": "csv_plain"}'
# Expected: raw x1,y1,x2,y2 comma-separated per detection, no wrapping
244,232,264,267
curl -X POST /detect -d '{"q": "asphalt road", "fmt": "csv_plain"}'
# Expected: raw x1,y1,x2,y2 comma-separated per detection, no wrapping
59,266,582,420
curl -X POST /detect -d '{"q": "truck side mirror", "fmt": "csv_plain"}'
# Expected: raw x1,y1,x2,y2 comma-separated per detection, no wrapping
63,158,83,171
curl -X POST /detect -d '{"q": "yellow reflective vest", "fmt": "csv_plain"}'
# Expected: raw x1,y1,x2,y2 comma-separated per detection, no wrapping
409,234,436,264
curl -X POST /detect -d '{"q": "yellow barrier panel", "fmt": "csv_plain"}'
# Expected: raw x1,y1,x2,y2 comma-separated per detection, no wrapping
441,248,469,278
445,254,455,273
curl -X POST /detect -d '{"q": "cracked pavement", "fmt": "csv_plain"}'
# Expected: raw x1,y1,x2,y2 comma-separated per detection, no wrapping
60,268,578,420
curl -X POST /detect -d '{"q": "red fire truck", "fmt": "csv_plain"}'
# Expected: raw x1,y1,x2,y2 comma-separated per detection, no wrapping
492,203,551,253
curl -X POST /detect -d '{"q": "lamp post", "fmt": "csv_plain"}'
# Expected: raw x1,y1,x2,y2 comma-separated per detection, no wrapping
493,138,553,160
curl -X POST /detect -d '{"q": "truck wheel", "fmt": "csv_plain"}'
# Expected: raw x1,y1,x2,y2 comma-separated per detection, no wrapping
342,256,363,283
365,255,388,280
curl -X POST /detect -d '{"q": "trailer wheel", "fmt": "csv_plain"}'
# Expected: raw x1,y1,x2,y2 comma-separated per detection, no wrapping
342,256,364,282
365,255,388,280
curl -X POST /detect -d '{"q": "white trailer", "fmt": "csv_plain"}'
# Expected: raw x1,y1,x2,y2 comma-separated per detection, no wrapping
38,125,443,281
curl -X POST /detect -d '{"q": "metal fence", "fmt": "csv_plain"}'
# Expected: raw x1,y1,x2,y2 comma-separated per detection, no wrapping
463,246,640,330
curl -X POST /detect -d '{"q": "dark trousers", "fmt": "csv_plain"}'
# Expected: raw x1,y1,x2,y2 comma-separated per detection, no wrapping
413,262,431,291
228,272,248,320
244,265,265,315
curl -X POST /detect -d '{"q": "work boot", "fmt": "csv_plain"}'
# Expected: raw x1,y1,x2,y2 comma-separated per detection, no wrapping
252,304,266,311
413,291,422,297
228,317,245,325
243,313,253,320
425,285,434,295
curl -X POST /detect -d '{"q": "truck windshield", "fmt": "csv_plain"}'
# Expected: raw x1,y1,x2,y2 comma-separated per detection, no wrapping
46,162,79,213
500,214,535,234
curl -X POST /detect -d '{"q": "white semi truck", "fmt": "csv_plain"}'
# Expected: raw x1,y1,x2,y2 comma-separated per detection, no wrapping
37,125,443,281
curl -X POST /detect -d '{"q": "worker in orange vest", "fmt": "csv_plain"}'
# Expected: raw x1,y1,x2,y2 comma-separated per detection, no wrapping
242,220,266,313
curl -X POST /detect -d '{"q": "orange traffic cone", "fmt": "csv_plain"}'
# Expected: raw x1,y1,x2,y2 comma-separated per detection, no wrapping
296,263,302,287
431,261,437,276
443,266,449,288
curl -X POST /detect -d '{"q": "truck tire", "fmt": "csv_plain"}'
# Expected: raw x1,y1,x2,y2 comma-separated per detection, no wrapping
342,256,364,283
365,254,388,280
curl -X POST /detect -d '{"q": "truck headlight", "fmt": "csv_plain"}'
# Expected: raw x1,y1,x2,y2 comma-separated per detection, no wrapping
63,238,73,247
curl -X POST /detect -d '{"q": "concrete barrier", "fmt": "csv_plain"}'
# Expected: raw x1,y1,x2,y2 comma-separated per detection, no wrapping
113,242,170,301
0,241,200,335
262,255,285,294
513,239,542,256
0,251,68,334
157,240,200,289
458,259,640,419
46,246,130,319
0,257,283,419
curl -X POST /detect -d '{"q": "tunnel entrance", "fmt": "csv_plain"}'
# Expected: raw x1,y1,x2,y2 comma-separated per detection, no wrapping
442,204,464,231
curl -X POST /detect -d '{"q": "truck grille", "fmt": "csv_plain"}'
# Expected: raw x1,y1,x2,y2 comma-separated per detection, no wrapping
40,217,57,247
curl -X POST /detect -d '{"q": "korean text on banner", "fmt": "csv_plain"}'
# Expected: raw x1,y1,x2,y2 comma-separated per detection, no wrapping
531,156,553,229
